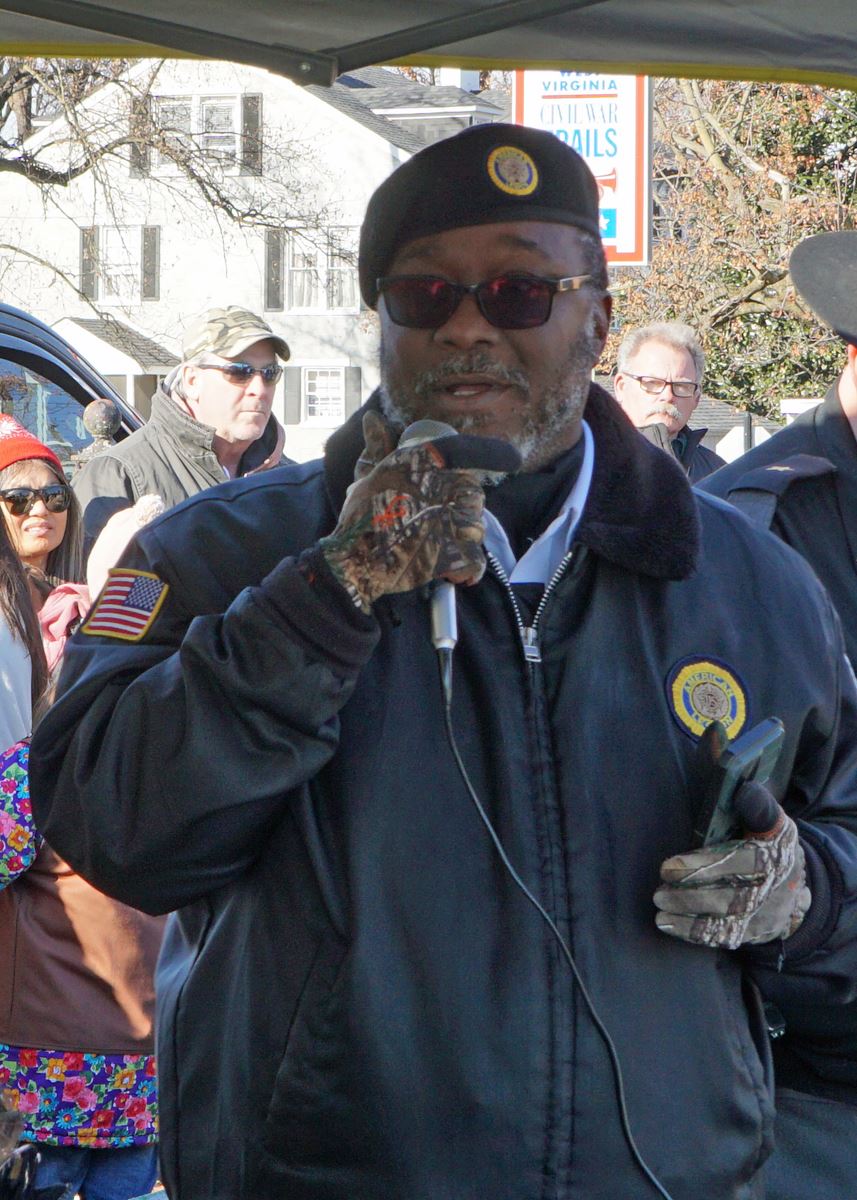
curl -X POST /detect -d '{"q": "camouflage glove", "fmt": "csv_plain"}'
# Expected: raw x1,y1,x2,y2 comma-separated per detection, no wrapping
653,781,811,949
321,411,518,613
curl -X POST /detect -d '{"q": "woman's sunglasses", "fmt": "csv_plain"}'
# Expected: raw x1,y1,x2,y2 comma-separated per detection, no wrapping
196,362,283,385
377,272,593,330
0,484,72,516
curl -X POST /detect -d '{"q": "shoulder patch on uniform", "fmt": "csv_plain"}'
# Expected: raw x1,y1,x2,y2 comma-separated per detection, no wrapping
666,657,748,741
82,568,168,642
728,453,836,498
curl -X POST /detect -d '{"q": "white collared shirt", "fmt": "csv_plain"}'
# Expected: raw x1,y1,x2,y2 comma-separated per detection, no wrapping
482,420,594,584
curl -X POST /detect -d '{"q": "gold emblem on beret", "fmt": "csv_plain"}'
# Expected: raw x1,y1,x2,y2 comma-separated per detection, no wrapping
667,657,748,740
486,146,539,196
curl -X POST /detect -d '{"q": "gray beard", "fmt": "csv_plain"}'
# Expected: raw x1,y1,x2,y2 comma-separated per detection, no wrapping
379,327,600,471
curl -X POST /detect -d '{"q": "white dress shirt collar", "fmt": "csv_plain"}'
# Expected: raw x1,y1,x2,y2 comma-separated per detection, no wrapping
482,420,594,584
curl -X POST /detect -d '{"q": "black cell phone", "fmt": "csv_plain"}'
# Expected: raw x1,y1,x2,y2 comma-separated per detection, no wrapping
691,717,786,847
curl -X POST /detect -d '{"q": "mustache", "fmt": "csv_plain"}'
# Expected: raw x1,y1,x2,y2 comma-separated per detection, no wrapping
412,354,530,397
647,402,682,421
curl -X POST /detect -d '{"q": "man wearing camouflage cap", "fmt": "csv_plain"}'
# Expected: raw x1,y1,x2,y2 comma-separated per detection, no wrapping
31,125,857,1199
73,305,290,544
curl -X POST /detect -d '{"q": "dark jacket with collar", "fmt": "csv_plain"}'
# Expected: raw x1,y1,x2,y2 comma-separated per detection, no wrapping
703,384,857,667
72,386,286,545
30,385,857,1200
639,421,726,482
703,384,857,1108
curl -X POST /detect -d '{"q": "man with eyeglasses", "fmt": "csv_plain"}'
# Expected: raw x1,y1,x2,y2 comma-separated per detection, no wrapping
613,321,725,482
29,125,857,1200
72,306,290,545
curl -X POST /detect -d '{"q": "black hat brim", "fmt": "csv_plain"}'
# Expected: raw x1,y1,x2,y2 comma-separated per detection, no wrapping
790,232,857,346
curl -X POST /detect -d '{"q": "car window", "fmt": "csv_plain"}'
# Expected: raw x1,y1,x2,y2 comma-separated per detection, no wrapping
0,355,92,477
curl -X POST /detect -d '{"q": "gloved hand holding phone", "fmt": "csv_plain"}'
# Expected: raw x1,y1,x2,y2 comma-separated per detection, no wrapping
654,719,812,950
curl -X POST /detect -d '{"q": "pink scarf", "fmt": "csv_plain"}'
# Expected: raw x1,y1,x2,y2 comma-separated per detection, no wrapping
38,582,90,673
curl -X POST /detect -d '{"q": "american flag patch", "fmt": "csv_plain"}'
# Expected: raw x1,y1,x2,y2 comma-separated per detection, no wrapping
82,569,169,642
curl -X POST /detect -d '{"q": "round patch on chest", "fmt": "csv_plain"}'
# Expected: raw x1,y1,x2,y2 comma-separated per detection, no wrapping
666,657,748,740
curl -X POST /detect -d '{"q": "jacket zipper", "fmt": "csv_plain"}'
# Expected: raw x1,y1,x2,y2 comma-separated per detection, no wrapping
485,548,580,1192
486,548,577,664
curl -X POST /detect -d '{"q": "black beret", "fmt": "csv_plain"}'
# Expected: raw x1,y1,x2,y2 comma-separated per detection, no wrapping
790,232,857,346
359,122,601,309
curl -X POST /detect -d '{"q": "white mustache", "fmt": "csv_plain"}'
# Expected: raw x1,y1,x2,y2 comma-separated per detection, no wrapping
647,402,683,422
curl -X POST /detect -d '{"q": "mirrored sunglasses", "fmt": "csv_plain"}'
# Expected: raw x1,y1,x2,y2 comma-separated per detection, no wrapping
197,362,283,385
625,373,699,399
0,484,72,516
377,272,593,330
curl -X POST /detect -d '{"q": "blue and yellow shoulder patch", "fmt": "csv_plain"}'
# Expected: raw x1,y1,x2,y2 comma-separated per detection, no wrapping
666,657,748,740
82,568,168,642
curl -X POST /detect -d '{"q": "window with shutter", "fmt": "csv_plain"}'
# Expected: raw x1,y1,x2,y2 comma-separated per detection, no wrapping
152,94,246,172
83,226,159,304
286,228,359,313
80,227,99,300
141,227,160,301
303,367,346,424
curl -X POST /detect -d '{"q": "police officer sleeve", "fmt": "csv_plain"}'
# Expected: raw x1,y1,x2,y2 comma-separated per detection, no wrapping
744,599,857,1003
28,528,380,914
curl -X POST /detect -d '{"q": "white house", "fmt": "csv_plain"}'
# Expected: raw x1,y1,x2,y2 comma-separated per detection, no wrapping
0,61,506,460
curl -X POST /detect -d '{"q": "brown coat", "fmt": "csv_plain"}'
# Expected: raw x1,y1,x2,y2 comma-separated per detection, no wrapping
0,842,164,1051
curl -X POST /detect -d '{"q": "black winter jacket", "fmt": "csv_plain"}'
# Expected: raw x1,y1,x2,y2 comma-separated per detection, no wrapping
704,384,857,668
30,387,857,1200
704,384,857,1105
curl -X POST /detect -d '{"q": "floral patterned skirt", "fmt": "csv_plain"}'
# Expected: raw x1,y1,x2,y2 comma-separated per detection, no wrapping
0,1046,158,1147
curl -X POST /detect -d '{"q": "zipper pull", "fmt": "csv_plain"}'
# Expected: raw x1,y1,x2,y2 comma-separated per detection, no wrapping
522,626,541,663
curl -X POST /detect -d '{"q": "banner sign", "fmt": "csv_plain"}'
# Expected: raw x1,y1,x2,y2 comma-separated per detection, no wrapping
513,71,651,265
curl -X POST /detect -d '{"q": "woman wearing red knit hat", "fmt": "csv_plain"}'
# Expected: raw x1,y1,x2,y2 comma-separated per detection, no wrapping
0,417,86,673
0,416,164,1200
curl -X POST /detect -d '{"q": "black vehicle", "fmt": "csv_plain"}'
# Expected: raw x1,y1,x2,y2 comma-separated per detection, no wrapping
0,304,142,474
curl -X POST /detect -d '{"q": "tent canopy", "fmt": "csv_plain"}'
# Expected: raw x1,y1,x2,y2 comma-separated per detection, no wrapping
1,0,855,91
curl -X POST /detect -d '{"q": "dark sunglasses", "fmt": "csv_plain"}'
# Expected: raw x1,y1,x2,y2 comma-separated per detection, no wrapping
377,272,593,330
624,373,699,399
0,484,72,516
197,362,283,385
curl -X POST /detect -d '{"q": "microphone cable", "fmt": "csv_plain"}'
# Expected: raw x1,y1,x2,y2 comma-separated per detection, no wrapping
437,663,677,1200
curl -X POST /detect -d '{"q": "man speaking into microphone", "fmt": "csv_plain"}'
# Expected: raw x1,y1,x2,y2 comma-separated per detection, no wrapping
29,125,857,1200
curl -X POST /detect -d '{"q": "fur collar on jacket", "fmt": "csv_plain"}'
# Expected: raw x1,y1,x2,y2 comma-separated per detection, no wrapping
323,384,699,582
